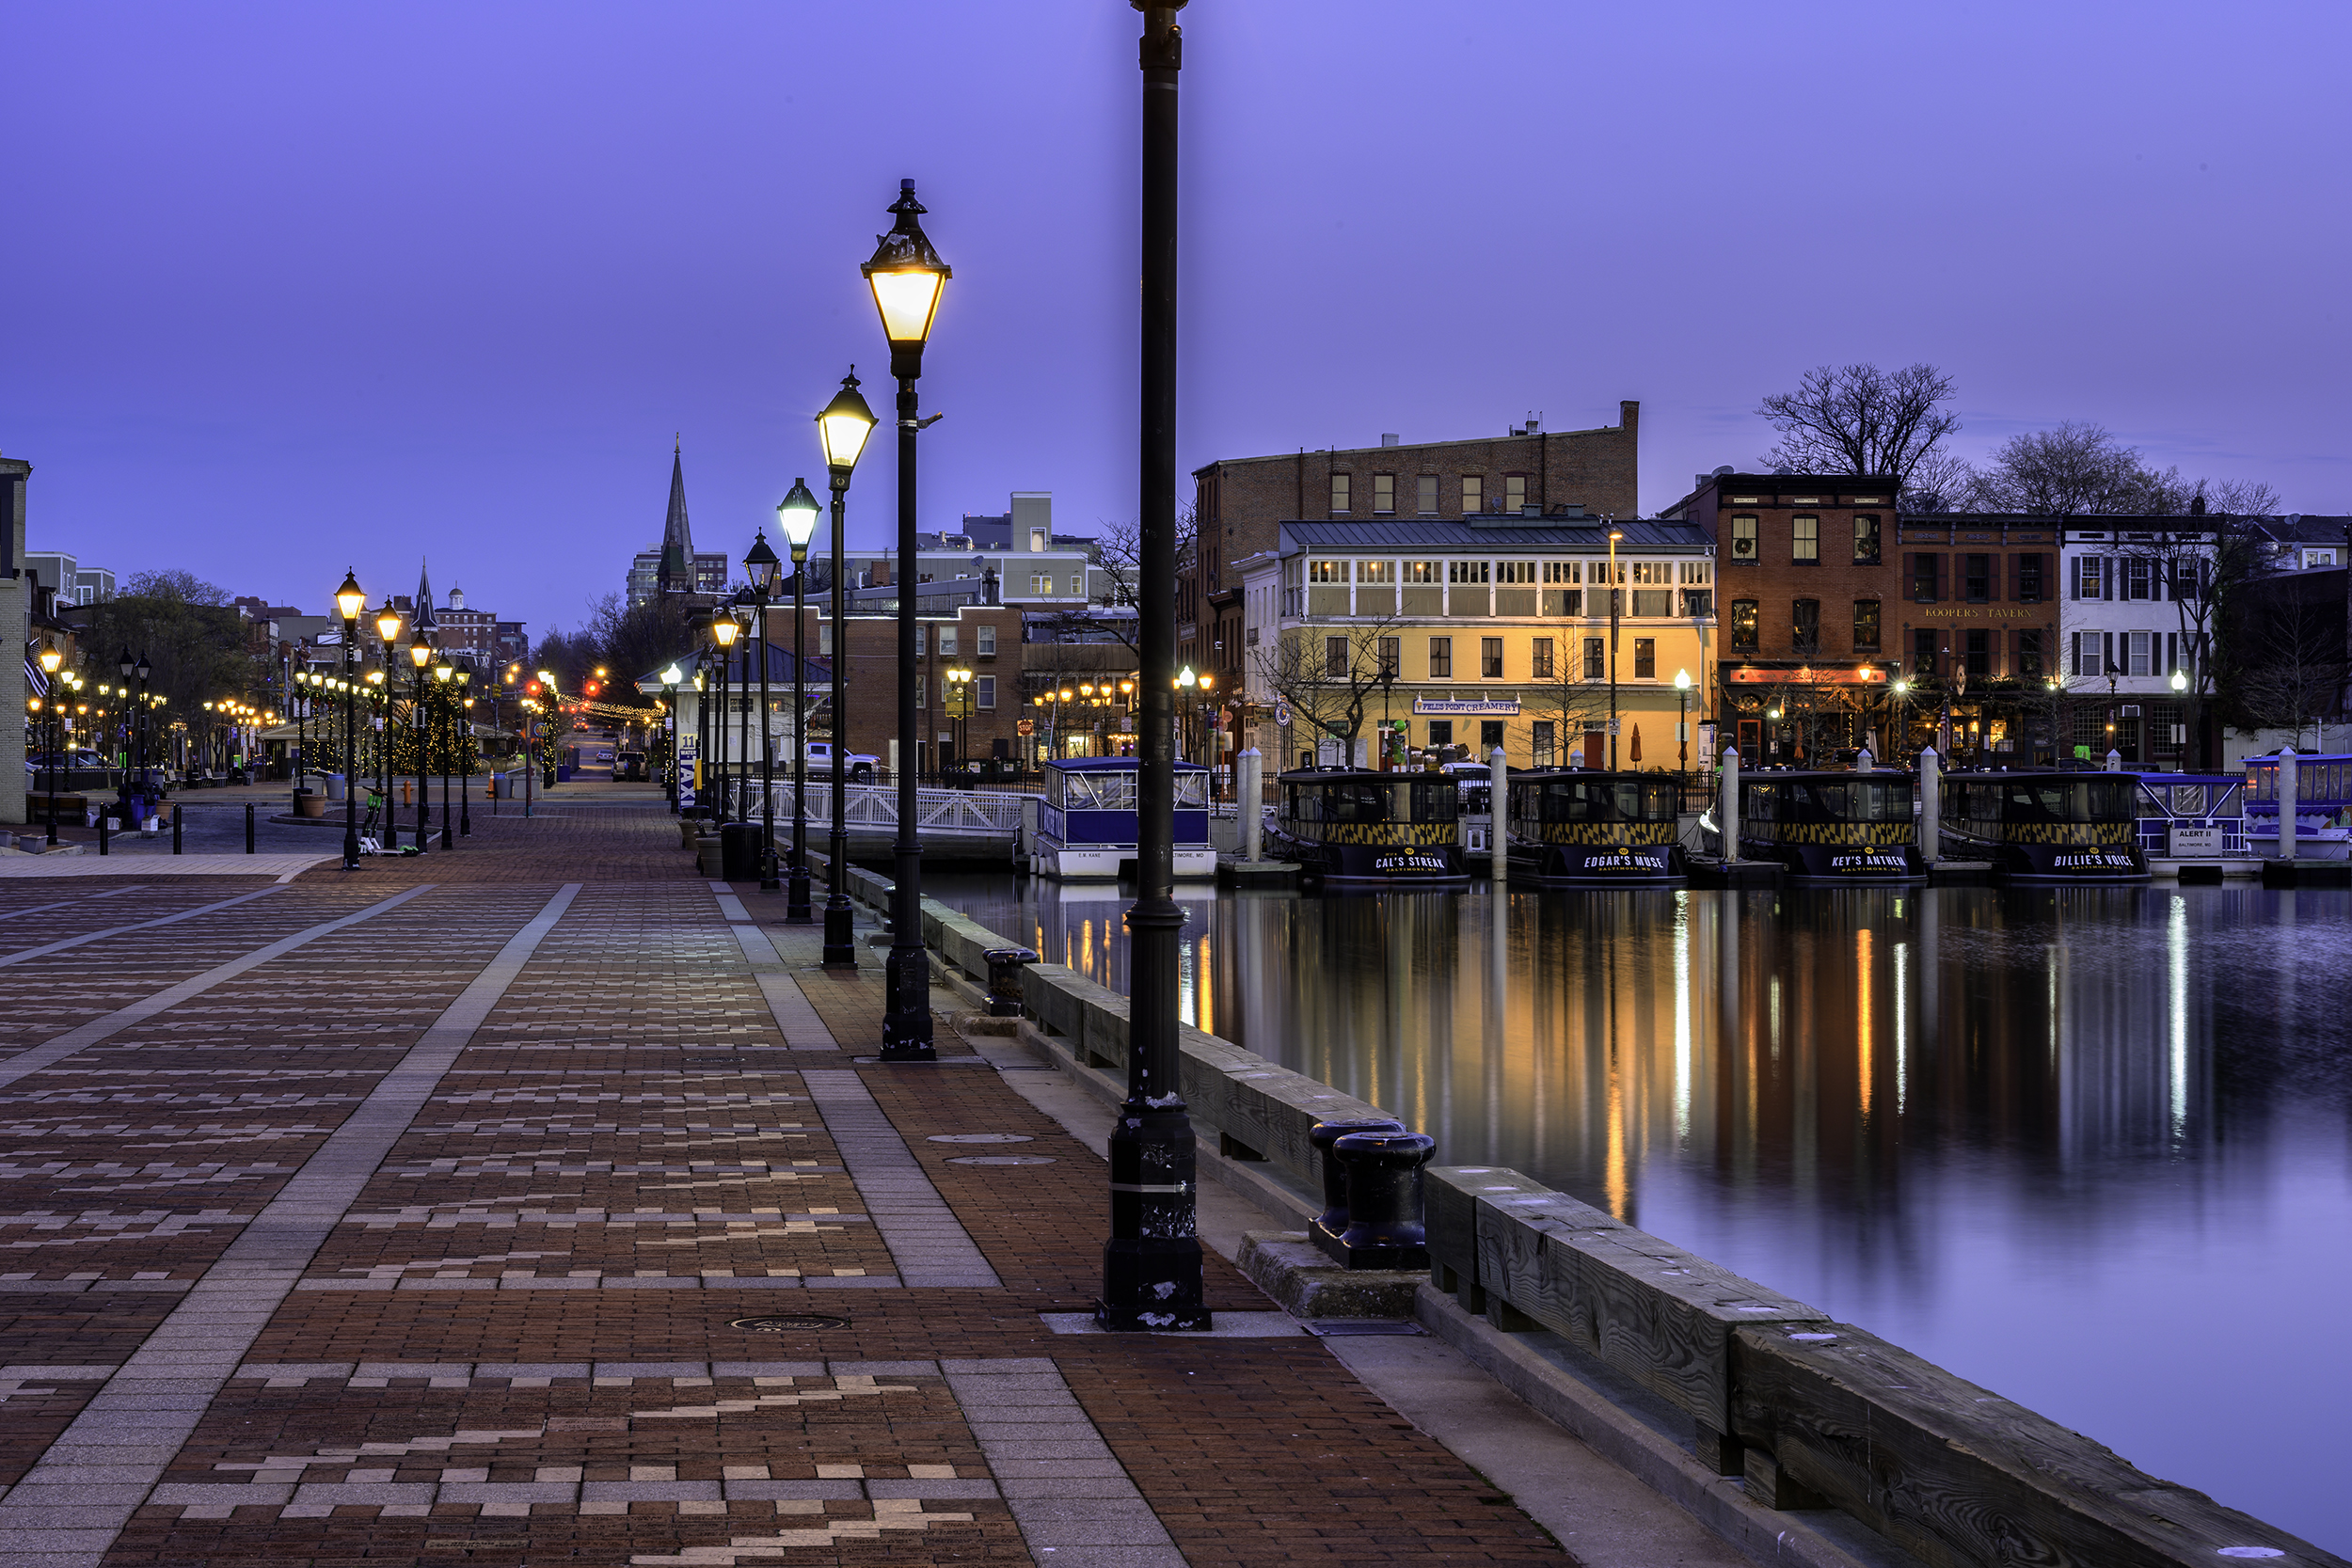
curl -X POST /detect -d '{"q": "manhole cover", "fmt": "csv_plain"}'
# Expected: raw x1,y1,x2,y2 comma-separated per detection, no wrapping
947,1155,1058,1167
729,1314,850,1333
926,1133,1033,1145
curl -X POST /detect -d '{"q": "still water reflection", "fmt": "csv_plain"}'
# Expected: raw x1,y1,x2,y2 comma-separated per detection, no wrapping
927,873,2352,1553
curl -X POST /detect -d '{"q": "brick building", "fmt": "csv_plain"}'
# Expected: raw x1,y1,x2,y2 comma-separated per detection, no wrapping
787,599,1027,776
1190,405,1642,688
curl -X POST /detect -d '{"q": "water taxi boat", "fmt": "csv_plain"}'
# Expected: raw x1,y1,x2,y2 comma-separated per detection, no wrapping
1504,770,1684,885
1031,757,1216,880
1738,770,1922,881
1266,768,1469,887
2242,752,2352,860
1937,772,2149,880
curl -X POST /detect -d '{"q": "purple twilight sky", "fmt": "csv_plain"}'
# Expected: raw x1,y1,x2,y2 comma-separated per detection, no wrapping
6,1,2347,642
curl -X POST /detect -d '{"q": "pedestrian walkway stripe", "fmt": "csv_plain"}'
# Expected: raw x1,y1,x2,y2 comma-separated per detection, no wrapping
0,885,149,923
940,1358,1188,1568
733,927,838,1049
0,881,583,1568
798,1070,1000,1289
0,883,288,969
0,884,440,1089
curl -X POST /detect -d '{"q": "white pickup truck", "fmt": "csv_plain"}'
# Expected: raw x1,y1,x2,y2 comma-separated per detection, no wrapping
802,741,880,782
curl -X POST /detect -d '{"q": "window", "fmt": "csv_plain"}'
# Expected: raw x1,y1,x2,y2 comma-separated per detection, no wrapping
938,626,959,657
1481,720,1506,748
1330,473,1351,514
914,626,928,656
1449,560,1489,584
1377,636,1400,677
977,624,996,656
2072,632,2101,677
1582,637,1605,678
2308,548,2339,568
1481,637,1504,677
2074,555,2105,599
1965,630,1992,680
1532,638,1555,679
1630,562,1672,584
1070,574,1083,595
1791,515,1819,562
1532,721,1556,765
1461,476,1483,514
1683,589,1713,617
2125,558,2154,600
819,623,833,656
1418,475,1438,514
1505,475,1529,514
1729,599,1758,651
1964,554,1992,603
1496,561,1536,584
1791,598,1820,655
2017,553,2045,603
2018,628,2045,678
1915,628,1940,677
1911,553,1942,602
1358,559,1394,583
1544,561,1579,583
2129,629,2153,676
976,675,997,709
1307,559,1348,583
1633,639,1656,679
1326,636,1350,678
1403,560,1440,583
1428,637,1453,678
1427,721,1454,748
1729,515,1758,562
1852,599,1881,652
1853,515,1881,563
915,675,926,706
1373,473,1395,515
1631,588,1673,617
1030,527,1048,551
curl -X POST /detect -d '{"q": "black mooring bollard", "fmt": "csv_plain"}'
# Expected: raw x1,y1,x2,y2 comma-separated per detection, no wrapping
246,801,256,853
981,946,1038,1017
172,805,183,855
1331,1129,1437,1271
98,812,109,856
1308,1117,1406,1259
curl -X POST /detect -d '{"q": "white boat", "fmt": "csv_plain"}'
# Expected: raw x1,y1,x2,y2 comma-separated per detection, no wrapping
1031,758,1216,880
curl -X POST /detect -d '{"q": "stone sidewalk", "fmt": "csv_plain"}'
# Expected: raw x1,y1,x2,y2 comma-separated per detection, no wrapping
0,809,1725,1568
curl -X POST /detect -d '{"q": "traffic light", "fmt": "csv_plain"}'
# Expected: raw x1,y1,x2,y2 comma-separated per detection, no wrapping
525,680,542,697
583,680,601,696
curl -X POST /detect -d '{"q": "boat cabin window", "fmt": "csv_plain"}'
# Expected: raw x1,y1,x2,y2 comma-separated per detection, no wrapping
1056,770,1137,810
1976,778,2137,822
1174,771,1208,807
1287,776,1456,824
1524,777,1677,823
1756,778,1911,822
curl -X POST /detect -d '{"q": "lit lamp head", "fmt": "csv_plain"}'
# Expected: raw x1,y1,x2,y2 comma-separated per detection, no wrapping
660,663,683,688
861,181,951,380
433,654,454,684
710,610,740,650
817,372,878,492
119,647,135,680
1199,673,1215,693
2169,668,2187,692
135,652,151,684
1674,669,1692,691
1176,666,1197,689
376,596,403,643
336,571,366,624
409,641,434,670
39,639,63,674
773,479,821,568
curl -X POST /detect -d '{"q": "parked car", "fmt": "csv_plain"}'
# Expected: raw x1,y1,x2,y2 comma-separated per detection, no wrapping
611,750,647,782
26,749,107,774
803,741,880,783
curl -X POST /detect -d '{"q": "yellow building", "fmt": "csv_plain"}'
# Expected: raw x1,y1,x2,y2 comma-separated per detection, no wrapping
1234,517,1717,770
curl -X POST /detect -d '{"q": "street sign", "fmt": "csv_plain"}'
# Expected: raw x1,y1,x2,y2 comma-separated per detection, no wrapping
1016,719,1035,736
1275,703,1292,728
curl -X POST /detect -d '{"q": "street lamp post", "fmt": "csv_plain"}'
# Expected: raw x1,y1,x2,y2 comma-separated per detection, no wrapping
433,654,456,849
375,599,403,848
660,664,684,811
774,480,824,921
1101,0,1207,1333
1674,668,1692,778
2170,666,2190,768
744,525,787,897
458,671,473,835
38,640,64,844
818,370,878,968
710,607,741,826
408,641,434,850
863,178,951,1061
337,573,366,868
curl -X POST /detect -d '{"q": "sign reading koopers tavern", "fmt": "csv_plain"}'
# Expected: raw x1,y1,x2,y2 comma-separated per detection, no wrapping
1724,666,1889,685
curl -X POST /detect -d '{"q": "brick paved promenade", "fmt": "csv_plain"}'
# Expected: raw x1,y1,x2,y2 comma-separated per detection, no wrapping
0,799,1737,1568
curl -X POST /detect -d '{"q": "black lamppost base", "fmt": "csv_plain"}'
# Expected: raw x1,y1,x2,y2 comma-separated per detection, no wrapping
785,865,813,923
821,895,858,969
878,943,936,1061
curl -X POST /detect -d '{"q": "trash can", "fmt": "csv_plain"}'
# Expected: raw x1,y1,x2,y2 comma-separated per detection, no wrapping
326,773,347,801
720,821,765,882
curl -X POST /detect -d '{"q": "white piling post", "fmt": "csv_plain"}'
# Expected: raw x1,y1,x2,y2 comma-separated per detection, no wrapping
2106,748,2122,772
1855,745,1874,773
2280,747,2298,861
1489,746,1509,884
1238,748,1263,863
1919,745,1941,867
1718,746,1740,863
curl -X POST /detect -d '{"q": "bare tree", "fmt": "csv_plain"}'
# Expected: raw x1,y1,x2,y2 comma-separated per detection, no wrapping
1898,447,1979,514
2232,583,2346,746
1756,363,1961,495
1252,616,1409,761
1524,632,1615,765
1056,508,1196,657
1970,422,2155,514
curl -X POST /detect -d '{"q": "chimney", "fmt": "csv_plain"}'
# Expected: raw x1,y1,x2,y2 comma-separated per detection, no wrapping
1379,433,1400,447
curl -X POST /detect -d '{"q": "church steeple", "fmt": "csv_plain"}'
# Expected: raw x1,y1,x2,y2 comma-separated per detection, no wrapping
657,437,694,595
413,557,438,633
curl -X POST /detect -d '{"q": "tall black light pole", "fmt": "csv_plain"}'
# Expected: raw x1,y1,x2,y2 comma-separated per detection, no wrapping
732,590,758,823
817,372,878,968
773,482,823,920
458,671,474,835
745,528,786,895
336,573,366,868
863,180,950,1061
409,641,434,851
660,664,684,811
433,654,456,848
711,606,741,824
375,598,403,848
135,652,152,816
1103,0,1208,1331
38,640,64,845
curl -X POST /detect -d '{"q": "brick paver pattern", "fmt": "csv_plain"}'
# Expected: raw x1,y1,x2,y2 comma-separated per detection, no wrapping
0,805,1566,1567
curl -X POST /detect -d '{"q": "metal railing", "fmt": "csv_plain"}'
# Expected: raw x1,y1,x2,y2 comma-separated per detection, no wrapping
737,778,1030,835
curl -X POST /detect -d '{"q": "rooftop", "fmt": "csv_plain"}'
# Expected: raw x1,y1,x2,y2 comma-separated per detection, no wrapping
1276,517,1711,551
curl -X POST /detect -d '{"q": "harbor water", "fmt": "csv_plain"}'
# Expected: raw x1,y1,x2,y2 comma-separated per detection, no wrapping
927,872,2352,1553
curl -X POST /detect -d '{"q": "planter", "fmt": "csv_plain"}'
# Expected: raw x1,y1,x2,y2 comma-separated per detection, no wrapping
295,791,327,819
695,836,723,878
